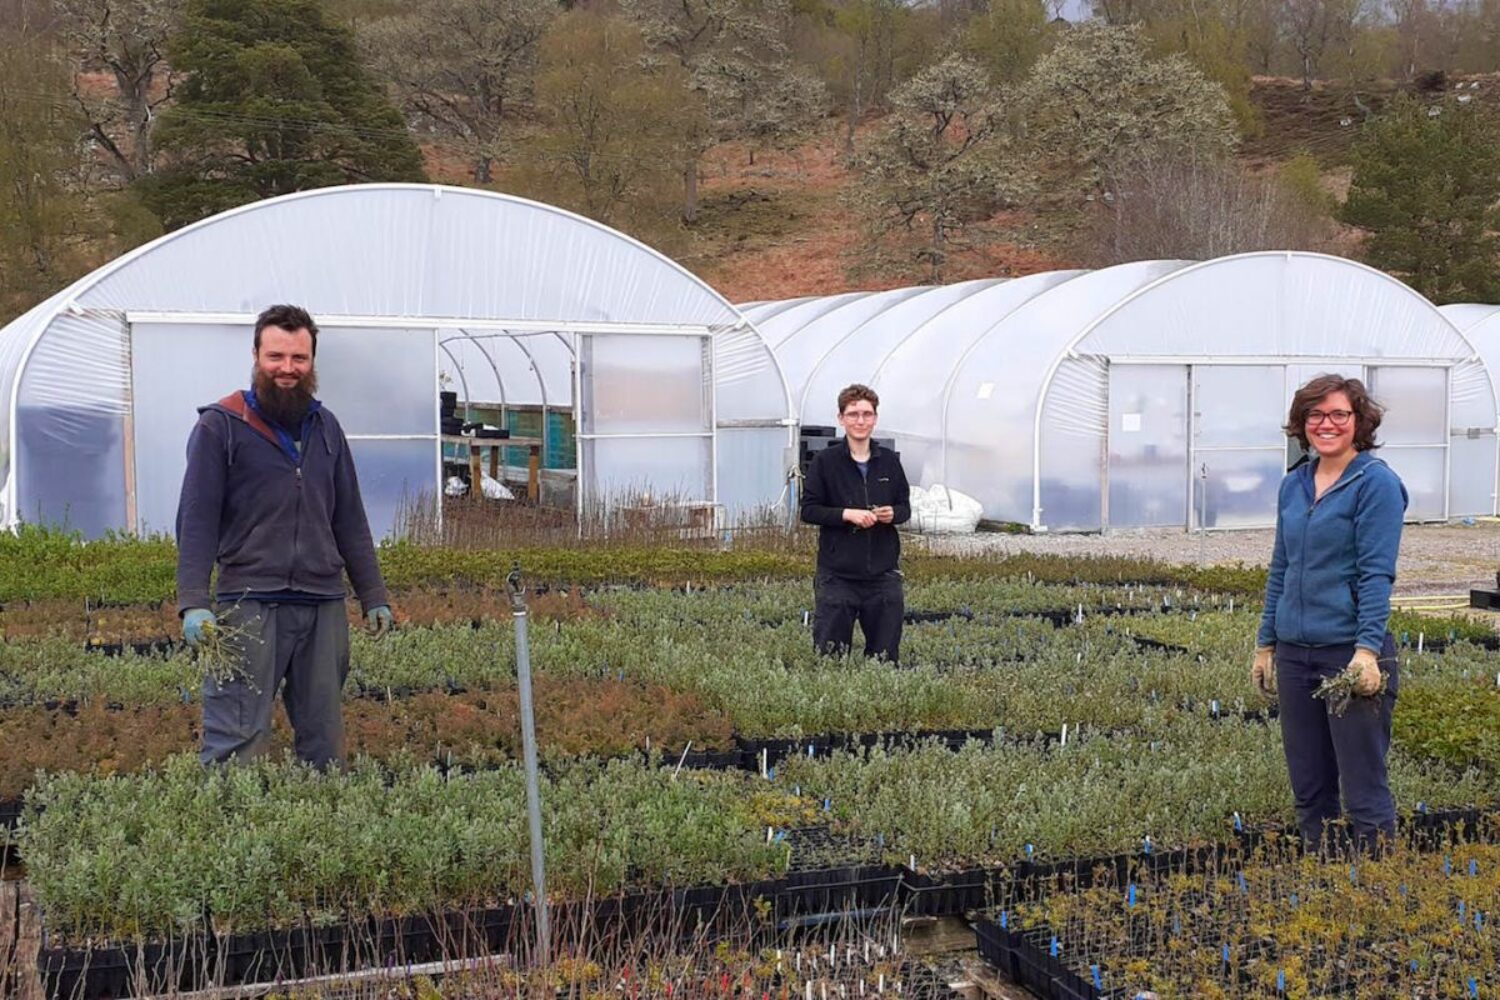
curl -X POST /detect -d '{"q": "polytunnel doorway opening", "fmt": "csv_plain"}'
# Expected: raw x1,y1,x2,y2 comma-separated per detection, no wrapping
439,322,730,541
436,328,579,518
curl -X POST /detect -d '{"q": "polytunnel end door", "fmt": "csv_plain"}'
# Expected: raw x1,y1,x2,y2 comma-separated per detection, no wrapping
575,331,715,521
1189,365,1286,531
1106,365,1189,530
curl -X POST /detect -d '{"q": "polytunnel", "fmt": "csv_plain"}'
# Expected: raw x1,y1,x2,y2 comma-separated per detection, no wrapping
740,252,1493,532
1439,303,1500,515
0,184,795,539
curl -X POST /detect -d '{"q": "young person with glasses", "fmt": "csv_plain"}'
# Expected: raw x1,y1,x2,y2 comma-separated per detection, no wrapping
1253,374,1408,853
800,384,911,664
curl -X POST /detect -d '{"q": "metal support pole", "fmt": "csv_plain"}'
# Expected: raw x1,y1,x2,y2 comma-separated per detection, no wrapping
1198,463,1209,567
506,563,549,966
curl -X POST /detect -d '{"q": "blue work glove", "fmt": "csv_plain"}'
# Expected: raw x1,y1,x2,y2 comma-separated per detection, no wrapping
366,605,394,638
183,608,216,647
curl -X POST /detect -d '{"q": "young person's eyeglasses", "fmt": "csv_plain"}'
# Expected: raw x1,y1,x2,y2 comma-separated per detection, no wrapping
842,410,877,422
1305,409,1353,427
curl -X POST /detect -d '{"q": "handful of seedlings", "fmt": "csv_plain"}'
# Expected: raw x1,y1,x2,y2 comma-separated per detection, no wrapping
1313,663,1387,717
194,615,263,691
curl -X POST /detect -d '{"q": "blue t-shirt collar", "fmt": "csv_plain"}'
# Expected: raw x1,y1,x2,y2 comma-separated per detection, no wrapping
243,388,321,463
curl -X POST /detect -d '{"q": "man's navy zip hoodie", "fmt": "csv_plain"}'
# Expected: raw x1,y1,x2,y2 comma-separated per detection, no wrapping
800,440,911,580
1257,450,1407,653
175,391,389,615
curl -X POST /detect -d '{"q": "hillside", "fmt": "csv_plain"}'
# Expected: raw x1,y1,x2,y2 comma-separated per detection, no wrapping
673,75,1499,303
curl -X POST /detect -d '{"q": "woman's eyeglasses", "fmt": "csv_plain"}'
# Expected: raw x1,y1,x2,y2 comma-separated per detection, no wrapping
1305,409,1353,427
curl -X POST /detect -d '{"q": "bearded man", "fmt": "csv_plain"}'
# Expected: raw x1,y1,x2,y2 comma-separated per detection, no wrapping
175,304,393,768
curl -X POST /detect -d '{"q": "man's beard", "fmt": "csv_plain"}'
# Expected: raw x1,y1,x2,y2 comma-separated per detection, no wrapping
251,364,318,429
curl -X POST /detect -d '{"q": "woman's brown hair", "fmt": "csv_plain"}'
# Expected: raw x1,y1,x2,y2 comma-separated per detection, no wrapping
1284,374,1383,451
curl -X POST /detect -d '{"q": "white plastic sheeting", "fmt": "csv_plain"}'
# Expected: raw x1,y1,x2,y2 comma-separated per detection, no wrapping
0,184,794,537
744,252,1492,532
1439,304,1500,516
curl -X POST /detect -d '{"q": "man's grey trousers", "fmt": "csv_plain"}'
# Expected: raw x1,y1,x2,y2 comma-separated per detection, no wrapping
201,599,350,769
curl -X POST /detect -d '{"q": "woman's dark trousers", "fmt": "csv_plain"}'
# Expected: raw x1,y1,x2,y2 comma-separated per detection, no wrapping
1275,633,1398,853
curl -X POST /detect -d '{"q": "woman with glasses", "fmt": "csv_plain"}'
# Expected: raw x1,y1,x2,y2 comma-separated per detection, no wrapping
1252,374,1408,853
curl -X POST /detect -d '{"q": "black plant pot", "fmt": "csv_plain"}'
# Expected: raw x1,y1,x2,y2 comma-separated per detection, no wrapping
903,865,1012,917
39,937,215,999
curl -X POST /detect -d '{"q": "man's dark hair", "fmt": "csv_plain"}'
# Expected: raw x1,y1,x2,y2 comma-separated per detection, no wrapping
1285,374,1383,451
838,384,879,414
254,304,319,355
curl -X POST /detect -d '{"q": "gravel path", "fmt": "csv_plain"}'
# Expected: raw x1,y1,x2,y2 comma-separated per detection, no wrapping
917,522,1500,595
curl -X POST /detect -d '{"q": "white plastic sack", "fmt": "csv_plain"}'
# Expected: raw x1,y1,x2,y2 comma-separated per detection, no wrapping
480,473,515,501
444,475,469,497
908,483,983,534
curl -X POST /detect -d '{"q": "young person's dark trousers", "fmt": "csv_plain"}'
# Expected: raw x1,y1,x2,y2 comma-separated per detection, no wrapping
813,570,904,664
1275,633,1398,852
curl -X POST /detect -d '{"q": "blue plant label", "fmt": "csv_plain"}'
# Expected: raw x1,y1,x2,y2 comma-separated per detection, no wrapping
1277,970,1286,993
1127,883,1136,908
1050,936,1059,957
1233,811,1243,831
1222,944,1230,964
1092,965,1103,990
1471,859,1479,877
1025,843,1034,858
1000,910,1008,929
1238,873,1248,893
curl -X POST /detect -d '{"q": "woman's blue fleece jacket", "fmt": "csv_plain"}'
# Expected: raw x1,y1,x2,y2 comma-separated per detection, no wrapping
1257,450,1407,653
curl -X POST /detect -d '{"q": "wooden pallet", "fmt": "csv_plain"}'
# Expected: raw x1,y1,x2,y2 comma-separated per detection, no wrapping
0,880,42,1000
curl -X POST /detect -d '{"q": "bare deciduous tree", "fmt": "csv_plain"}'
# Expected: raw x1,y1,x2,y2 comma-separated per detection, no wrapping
53,0,183,182
360,0,556,184
1281,0,1367,90
1084,148,1334,264
620,0,826,222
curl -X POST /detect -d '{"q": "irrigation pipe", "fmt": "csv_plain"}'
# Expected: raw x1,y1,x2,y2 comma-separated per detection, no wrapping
1394,602,1475,611
1392,594,1471,603
136,950,519,1000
